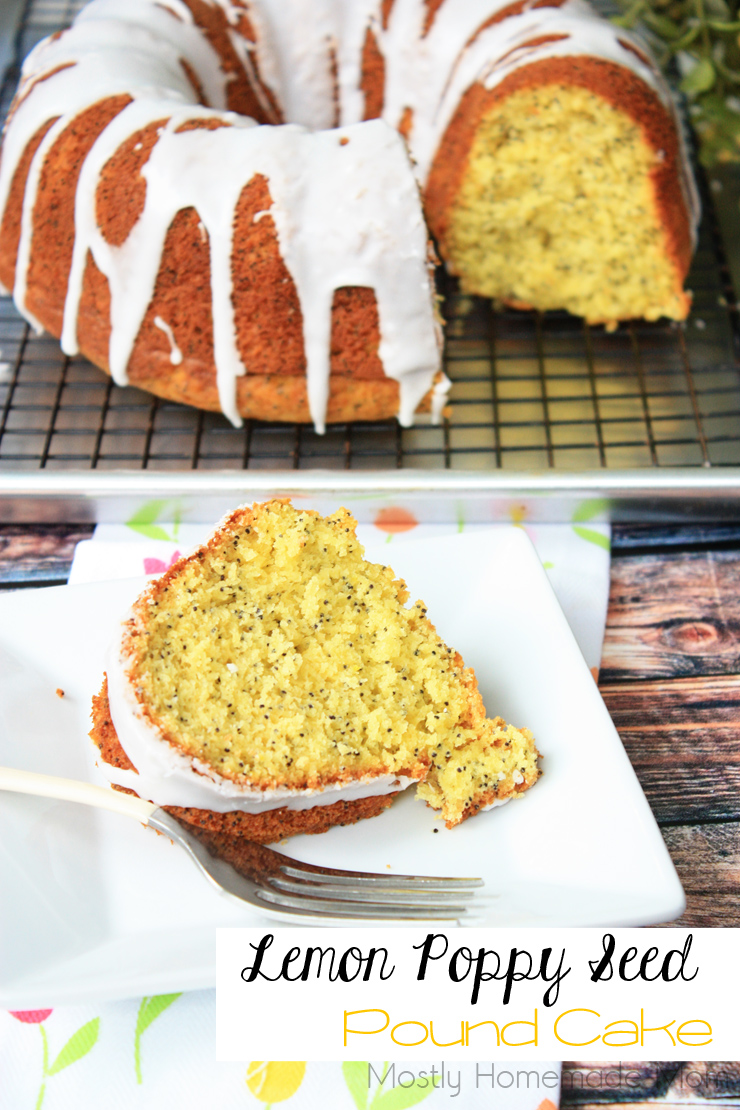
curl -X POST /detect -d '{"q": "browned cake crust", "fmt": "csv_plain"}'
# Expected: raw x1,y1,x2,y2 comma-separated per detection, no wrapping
424,56,694,308
90,679,397,844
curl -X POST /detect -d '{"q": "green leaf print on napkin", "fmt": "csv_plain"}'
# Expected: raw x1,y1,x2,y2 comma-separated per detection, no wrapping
126,501,181,542
8,1013,100,1110
343,1063,439,1110
374,1079,442,1110
46,1018,100,1076
572,498,610,523
134,994,181,1083
572,525,610,550
572,498,611,550
343,1062,370,1110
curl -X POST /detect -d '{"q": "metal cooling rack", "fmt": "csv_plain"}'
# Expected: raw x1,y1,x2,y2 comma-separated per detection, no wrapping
2,0,740,479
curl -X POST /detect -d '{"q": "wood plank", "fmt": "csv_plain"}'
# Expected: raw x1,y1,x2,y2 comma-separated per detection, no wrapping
0,524,93,584
562,1061,681,1103
561,1061,740,1105
600,676,740,823
562,1102,738,1108
612,524,740,553
602,551,740,682
670,1063,740,1100
659,823,740,928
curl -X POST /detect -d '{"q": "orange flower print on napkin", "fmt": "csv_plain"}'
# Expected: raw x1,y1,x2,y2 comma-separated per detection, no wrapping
374,508,418,541
246,1061,306,1106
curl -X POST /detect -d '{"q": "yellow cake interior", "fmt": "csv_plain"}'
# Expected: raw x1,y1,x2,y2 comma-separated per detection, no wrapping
446,84,685,326
126,500,539,826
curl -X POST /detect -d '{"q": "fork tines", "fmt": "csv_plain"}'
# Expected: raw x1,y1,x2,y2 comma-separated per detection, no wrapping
257,858,483,920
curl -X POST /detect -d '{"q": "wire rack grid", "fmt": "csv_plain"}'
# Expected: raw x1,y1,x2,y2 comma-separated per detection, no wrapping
2,0,740,474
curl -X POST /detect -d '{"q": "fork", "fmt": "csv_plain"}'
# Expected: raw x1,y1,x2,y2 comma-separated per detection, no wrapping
0,766,483,922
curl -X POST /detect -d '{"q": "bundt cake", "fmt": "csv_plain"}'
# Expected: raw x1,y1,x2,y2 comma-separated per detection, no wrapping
89,500,540,843
0,0,698,430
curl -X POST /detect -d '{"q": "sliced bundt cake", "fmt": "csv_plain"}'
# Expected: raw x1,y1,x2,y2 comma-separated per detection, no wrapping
0,0,698,433
90,500,539,843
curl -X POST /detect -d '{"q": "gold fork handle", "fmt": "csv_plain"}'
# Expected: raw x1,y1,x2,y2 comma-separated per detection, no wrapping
0,764,157,823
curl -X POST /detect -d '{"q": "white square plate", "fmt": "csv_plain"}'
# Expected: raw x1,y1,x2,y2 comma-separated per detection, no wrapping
0,527,684,1006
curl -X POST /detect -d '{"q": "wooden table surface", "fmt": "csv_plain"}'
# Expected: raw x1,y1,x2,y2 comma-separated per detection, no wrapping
1,520,739,1106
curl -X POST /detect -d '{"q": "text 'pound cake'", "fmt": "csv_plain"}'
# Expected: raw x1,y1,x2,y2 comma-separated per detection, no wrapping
0,0,698,432
90,501,540,844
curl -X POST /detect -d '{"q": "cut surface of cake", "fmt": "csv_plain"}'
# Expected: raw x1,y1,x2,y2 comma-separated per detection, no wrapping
90,500,540,842
0,0,699,431
428,71,694,326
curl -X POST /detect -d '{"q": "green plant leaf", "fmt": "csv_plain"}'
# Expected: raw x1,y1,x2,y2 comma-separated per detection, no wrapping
712,53,740,81
573,525,611,550
135,994,181,1038
680,56,717,92
46,1019,99,1076
706,0,732,19
370,1075,439,1110
643,10,684,35
610,0,647,27
669,24,702,50
343,1061,370,1110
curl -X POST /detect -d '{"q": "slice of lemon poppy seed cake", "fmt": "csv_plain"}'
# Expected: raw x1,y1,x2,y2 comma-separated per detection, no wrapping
90,500,540,843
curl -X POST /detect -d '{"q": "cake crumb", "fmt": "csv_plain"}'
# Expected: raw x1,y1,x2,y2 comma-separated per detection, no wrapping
118,499,540,831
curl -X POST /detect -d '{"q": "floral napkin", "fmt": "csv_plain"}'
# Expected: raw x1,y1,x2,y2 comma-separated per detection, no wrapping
1,507,611,1107
2,1000,560,1107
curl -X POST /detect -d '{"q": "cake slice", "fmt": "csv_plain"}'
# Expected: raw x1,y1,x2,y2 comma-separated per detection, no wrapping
90,500,539,843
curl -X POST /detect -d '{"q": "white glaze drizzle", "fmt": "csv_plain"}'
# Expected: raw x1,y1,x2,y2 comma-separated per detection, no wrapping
59,101,439,427
244,0,340,129
104,626,420,813
75,0,226,108
154,315,184,364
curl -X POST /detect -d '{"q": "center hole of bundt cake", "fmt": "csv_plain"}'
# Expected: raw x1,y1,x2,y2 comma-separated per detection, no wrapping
446,84,684,324
130,505,478,790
